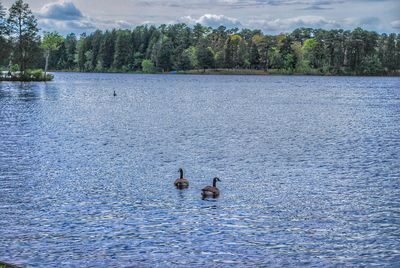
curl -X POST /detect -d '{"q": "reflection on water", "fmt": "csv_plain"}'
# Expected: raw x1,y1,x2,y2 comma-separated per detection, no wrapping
0,73,399,267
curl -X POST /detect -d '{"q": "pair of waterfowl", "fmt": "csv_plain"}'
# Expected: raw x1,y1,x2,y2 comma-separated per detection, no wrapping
174,168,221,197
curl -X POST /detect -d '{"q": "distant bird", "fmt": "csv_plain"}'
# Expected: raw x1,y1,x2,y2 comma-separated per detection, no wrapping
113,90,117,97
174,168,189,189
201,177,221,197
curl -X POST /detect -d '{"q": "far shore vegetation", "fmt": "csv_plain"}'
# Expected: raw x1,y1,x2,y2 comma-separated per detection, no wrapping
1,0,399,81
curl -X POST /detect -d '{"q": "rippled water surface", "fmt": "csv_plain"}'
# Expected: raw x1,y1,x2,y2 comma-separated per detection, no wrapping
0,73,399,267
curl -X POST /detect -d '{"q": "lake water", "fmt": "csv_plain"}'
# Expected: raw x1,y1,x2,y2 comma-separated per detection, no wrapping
0,73,399,267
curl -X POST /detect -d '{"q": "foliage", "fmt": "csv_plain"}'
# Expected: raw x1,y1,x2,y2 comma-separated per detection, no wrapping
6,0,39,72
0,1,399,75
26,68,43,79
141,59,155,73
196,39,215,70
42,31,63,51
11,63,19,72
0,1,6,35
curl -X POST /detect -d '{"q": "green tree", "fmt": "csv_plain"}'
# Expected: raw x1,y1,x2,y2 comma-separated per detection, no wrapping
249,41,260,69
196,39,214,71
268,47,282,69
90,30,102,70
291,41,304,71
359,55,382,74
253,34,271,70
141,59,155,73
384,33,397,71
158,38,173,72
98,30,116,70
0,1,5,34
193,23,208,45
132,51,144,70
224,36,234,68
41,31,64,76
303,38,316,67
396,34,400,71
75,33,86,71
113,30,132,70
185,46,198,69
283,53,295,71
0,1,11,67
64,33,77,70
7,0,39,72
175,48,192,70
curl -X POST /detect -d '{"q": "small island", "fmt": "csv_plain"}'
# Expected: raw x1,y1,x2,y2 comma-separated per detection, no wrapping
0,70,53,82
0,0,56,82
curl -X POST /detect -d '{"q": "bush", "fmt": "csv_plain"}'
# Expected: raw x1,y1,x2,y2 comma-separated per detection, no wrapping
141,59,156,73
11,64,19,72
27,69,44,79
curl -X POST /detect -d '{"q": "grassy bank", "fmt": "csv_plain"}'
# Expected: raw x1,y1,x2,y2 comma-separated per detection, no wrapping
0,75,54,82
47,68,400,76
178,68,400,76
0,261,20,268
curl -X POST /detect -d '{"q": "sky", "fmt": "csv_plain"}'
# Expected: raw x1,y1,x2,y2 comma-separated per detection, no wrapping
1,0,399,34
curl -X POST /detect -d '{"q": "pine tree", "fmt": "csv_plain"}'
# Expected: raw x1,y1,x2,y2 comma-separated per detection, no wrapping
196,39,214,71
0,1,10,66
158,38,173,72
249,42,260,69
0,1,5,34
224,37,234,68
64,33,77,70
113,30,132,70
98,30,116,70
7,0,39,72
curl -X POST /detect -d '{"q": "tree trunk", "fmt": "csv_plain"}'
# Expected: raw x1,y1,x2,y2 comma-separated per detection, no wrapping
44,51,50,78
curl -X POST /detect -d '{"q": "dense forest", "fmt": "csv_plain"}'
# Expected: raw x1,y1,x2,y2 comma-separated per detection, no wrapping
1,0,400,76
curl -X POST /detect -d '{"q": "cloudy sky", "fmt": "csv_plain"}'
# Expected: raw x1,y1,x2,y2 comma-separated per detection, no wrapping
2,0,399,34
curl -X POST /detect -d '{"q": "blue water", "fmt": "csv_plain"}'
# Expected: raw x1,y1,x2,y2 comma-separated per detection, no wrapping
0,73,399,267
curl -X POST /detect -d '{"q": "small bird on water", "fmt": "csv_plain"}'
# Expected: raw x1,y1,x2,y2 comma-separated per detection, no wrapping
113,90,117,97
174,168,189,189
201,177,221,198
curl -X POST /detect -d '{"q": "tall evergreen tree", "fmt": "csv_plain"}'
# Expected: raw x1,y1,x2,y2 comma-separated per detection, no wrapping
0,1,5,34
64,33,77,70
113,30,132,70
0,1,10,66
249,42,260,69
98,30,116,70
385,33,397,71
7,0,39,72
158,38,173,72
196,39,214,71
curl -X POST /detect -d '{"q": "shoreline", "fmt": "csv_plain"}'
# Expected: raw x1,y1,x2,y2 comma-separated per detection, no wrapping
0,75,54,82
48,69,400,77
0,261,21,268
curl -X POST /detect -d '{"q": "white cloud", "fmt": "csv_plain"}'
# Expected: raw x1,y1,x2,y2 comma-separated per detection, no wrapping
249,16,340,32
38,1,83,20
391,20,400,30
248,15,384,33
36,0,135,34
179,14,242,28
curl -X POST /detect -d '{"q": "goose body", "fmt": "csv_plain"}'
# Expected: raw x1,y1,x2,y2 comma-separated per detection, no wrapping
174,168,189,189
202,177,220,197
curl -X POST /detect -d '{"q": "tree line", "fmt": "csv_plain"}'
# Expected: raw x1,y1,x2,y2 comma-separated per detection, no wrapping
1,0,399,75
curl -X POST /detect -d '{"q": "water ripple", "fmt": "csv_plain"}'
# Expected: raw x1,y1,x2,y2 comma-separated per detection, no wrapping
0,74,399,267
